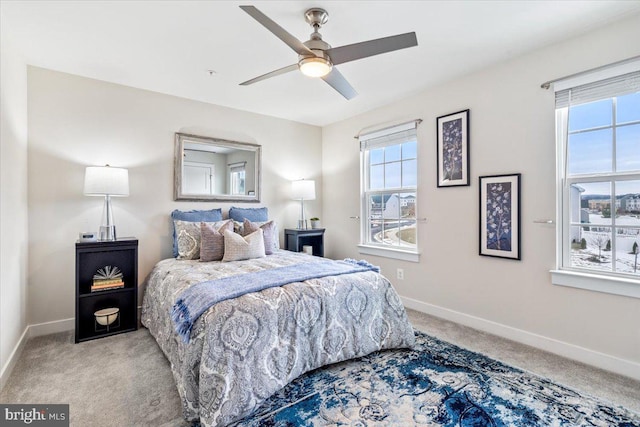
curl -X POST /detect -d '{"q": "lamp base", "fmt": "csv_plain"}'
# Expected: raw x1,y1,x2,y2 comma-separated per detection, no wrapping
297,220,308,230
99,225,116,241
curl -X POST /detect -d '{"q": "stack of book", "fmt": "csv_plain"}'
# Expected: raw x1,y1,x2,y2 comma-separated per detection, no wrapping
91,265,124,292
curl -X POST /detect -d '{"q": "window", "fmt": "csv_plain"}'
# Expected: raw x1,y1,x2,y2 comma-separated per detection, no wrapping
553,62,640,297
229,162,246,195
359,121,419,261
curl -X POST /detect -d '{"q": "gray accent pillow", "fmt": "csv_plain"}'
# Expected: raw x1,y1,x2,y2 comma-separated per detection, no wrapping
243,219,277,255
234,220,280,249
200,220,234,262
222,229,266,262
175,220,228,260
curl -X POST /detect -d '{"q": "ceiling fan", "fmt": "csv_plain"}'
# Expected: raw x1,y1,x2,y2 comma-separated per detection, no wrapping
239,5,418,100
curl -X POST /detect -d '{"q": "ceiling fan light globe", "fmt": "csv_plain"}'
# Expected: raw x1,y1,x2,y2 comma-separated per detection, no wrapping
299,57,332,78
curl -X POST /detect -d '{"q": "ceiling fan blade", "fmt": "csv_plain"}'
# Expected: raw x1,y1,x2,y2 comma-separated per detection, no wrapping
240,6,314,57
321,68,357,100
240,63,299,86
327,32,418,66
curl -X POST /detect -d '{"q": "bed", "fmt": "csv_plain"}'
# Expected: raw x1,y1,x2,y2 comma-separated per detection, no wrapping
141,247,415,427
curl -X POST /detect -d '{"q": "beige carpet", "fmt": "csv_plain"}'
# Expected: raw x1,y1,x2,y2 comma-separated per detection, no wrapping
1,309,638,426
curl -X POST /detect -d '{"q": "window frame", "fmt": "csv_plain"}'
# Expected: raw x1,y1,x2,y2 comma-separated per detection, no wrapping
358,122,420,262
229,163,246,196
552,64,640,298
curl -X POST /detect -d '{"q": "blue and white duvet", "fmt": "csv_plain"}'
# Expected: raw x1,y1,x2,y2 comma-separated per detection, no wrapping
141,250,415,427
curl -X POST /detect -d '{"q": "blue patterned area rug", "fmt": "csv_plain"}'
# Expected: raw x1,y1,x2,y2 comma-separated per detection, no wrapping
229,331,639,427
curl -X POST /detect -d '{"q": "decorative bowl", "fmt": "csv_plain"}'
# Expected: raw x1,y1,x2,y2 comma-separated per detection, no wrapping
94,307,119,326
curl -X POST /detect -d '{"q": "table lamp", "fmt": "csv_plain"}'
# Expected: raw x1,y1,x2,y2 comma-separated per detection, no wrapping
291,179,315,229
84,165,129,241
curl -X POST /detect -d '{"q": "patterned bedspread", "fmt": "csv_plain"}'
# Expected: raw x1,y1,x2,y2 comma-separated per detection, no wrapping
141,250,415,427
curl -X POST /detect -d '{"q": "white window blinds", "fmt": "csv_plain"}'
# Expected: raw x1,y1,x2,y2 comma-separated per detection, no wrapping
359,121,418,150
555,71,640,108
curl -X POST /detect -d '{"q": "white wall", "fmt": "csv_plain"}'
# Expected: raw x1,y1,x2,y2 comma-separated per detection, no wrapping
0,14,29,387
26,68,322,325
322,15,640,370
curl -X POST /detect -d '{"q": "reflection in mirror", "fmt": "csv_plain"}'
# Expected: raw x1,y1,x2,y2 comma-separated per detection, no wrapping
174,133,261,202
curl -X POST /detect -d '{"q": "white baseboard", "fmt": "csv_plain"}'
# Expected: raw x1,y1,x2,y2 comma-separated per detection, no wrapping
0,318,74,391
401,296,640,381
0,327,29,391
28,317,74,337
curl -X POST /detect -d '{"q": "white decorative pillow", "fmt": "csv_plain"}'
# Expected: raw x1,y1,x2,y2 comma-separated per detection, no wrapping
243,219,278,255
222,229,266,262
175,220,229,260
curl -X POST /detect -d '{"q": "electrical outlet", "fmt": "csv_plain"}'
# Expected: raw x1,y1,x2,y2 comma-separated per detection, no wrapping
396,268,404,280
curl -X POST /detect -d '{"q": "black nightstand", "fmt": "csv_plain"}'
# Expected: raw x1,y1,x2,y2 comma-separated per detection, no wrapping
75,238,138,343
284,228,325,257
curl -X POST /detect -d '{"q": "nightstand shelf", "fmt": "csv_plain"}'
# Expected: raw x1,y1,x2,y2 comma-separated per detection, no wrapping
75,238,138,343
284,228,325,257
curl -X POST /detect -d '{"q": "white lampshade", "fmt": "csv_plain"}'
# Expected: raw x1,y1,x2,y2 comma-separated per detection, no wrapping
291,179,316,200
84,166,129,196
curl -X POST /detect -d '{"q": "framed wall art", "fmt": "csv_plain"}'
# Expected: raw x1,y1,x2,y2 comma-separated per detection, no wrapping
437,109,469,187
479,173,521,260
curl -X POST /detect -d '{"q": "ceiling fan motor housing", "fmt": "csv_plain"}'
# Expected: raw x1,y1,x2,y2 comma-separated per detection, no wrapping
302,38,331,60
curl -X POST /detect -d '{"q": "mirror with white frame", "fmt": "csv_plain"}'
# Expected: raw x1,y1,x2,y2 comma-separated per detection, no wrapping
174,133,261,202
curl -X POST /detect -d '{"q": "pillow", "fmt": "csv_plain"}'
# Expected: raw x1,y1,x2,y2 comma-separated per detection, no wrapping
222,229,266,262
243,219,277,255
171,209,223,257
200,220,234,262
174,220,227,260
233,220,280,250
228,206,268,222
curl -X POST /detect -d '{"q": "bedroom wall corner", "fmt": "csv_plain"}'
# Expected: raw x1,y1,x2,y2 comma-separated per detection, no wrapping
321,13,640,376
0,12,30,390
26,68,322,326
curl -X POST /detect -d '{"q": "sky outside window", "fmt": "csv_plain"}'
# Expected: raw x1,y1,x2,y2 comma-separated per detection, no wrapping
568,99,612,132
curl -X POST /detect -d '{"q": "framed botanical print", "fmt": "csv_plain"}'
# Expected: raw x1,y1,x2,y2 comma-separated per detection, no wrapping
479,173,521,260
437,109,469,187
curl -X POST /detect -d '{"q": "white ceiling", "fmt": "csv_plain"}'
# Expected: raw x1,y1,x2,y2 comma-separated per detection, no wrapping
2,1,640,126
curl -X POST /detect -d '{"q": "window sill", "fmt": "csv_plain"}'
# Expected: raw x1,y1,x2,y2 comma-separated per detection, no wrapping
551,269,640,299
358,245,420,262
